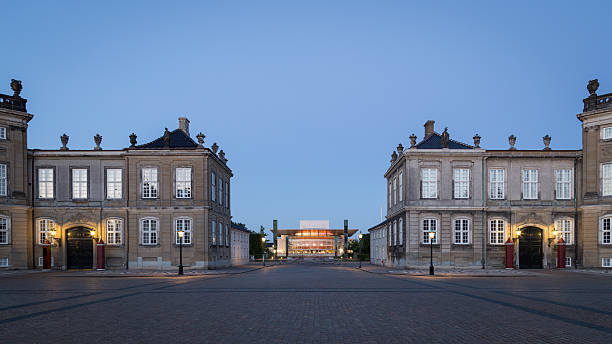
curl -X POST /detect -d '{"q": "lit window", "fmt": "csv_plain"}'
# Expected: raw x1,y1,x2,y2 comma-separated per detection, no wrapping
522,169,538,199
554,219,573,244
602,127,612,140
489,169,504,199
37,218,55,245
211,220,217,245
489,219,505,245
602,164,612,196
0,164,6,196
453,168,470,199
175,218,192,245
106,218,123,245
422,218,438,244
0,216,9,244
211,172,216,202
399,171,403,202
421,168,437,199
72,168,87,199
38,168,54,199
140,218,159,245
555,169,572,199
602,217,612,245
142,168,158,199
175,167,192,198
454,218,470,244
0,127,6,140
106,169,122,199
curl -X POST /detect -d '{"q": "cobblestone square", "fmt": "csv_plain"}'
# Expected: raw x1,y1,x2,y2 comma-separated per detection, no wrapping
0,264,611,343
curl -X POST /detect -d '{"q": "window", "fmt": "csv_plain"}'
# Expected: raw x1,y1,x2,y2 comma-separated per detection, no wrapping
602,217,612,244
454,218,470,244
602,127,612,140
211,172,216,202
0,257,7,267
219,222,223,246
399,218,403,245
0,217,8,244
603,258,612,267
72,168,87,199
522,169,538,199
224,181,229,208
211,220,217,245
140,218,159,245
0,164,6,196
219,178,223,206
565,257,572,268
175,218,192,245
393,177,397,205
421,168,437,199
602,164,612,196
37,218,55,245
175,167,192,198
422,218,438,244
554,219,573,244
399,171,403,202
393,221,397,246
38,168,54,199
489,219,506,245
106,218,122,245
388,182,392,208
387,224,391,246
142,168,158,198
106,169,122,199
225,224,229,246
489,169,504,199
555,169,572,199
0,127,5,140
453,168,470,199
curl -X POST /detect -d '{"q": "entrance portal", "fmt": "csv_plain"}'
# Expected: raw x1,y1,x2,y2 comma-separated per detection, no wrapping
518,227,543,269
66,227,93,269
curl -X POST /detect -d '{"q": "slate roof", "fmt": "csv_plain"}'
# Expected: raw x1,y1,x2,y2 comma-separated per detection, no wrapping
416,132,473,149
135,129,198,149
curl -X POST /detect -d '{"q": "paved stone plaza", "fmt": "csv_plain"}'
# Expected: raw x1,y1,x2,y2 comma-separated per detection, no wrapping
0,263,611,343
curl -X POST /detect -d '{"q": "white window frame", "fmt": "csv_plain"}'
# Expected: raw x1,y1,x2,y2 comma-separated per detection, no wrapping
421,168,438,199
393,177,397,205
398,218,403,245
140,217,159,245
37,218,55,245
453,168,470,199
555,169,572,200
0,257,7,267
522,169,538,200
0,163,6,197
565,257,572,268
388,181,392,208
453,218,470,245
219,178,223,206
602,216,612,245
0,127,6,140
106,169,122,199
142,168,158,199
554,218,573,245
175,217,192,245
211,172,216,202
489,219,506,245
175,167,192,199
392,221,397,246
38,168,54,199
211,220,217,245
603,258,612,267
489,168,505,200
399,171,403,202
218,221,223,246
602,163,612,196
0,216,9,245
106,218,123,245
602,127,612,140
72,168,88,199
422,218,438,244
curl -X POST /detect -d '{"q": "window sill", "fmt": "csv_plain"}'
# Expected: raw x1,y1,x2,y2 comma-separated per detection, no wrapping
452,244,472,247
174,244,193,247
419,244,440,247
139,244,160,247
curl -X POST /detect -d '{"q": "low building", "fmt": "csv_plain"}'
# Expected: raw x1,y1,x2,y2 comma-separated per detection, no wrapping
230,223,250,266
275,220,357,258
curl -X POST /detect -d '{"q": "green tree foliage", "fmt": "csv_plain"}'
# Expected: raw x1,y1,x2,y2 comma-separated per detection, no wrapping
249,226,268,257
348,233,370,260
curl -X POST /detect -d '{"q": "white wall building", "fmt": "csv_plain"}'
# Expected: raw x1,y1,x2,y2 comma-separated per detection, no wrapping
231,225,250,266
370,226,387,266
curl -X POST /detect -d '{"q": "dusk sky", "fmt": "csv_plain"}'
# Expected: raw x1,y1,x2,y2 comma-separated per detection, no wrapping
2,1,611,235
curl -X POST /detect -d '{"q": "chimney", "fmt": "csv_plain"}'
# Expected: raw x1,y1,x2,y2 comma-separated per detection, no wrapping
424,120,435,137
178,117,190,136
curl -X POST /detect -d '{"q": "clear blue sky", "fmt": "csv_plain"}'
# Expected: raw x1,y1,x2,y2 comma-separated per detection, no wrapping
2,1,611,235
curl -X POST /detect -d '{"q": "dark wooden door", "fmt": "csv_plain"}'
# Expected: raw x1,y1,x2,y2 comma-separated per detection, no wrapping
66,227,93,269
518,227,543,269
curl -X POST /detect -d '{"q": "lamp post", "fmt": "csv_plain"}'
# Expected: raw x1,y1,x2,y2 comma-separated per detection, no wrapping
177,230,185,275
358,233,363,268
261,236,266,266
428,230,436,275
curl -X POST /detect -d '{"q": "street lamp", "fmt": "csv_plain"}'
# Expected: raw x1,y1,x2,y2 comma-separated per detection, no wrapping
358,233,363,268
177,230,185,275
428,230,436,275
261,236,266,266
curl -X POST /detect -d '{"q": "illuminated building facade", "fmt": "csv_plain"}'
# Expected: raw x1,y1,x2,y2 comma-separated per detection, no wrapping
275,220,358,257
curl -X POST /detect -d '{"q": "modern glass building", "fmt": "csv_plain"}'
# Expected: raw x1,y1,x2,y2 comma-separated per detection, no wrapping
276,220,358,258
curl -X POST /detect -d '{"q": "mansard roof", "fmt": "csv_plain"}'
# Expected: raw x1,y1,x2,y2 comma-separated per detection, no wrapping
416,132,474,149
135,129,198,149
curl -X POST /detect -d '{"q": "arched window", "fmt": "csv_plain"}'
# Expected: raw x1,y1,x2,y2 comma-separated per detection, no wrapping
106,218,123,245
140,217,159,245
175,217,192,245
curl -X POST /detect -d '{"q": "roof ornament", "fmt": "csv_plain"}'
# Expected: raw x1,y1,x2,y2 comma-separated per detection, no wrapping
396,143,404,155
10,79,22,97
391,150,398,163
587,79,599,97
196,132,205,148
409,134,417,148
129,133,137,147
94,134,102,150
163,128,170,148
543,135,551,150
440,127,449,148
219,150,228,163
508,134,517,150
211,142,219,154
60,133,69,151
473,134,481,148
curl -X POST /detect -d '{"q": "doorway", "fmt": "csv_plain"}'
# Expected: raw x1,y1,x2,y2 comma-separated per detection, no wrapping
518,227,543,269
66,227,93,269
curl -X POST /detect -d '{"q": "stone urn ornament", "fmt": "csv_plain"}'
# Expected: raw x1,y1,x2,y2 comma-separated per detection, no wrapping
508,134,516,150
60,133,69,151
211,142,219,154
219,150,227,163
587,79,599,97
129,133,137,147
94,133,102,150
473,134,481,148
10,79,22,97
196,132,205,148
391,150,398,163
409,134,417,148
397,143,404,154
543,135,551,150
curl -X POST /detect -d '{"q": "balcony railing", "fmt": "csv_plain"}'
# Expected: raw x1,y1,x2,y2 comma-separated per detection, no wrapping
583,93,612,112
0,94,27,112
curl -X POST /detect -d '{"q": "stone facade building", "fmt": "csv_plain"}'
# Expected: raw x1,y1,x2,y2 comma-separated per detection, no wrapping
230,223,249,266
369,79,612,269
0,80,233,270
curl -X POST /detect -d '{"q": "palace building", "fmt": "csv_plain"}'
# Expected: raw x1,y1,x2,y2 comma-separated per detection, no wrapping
275,220,358,258
0,80,233,270
369,79,612,269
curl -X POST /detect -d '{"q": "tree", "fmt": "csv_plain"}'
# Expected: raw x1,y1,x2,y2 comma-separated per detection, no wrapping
249,226,269,258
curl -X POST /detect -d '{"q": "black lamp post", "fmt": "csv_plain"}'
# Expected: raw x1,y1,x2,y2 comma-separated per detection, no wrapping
261,236,266,266
428,230,435,275
178,230,185,275
358,233,363,268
